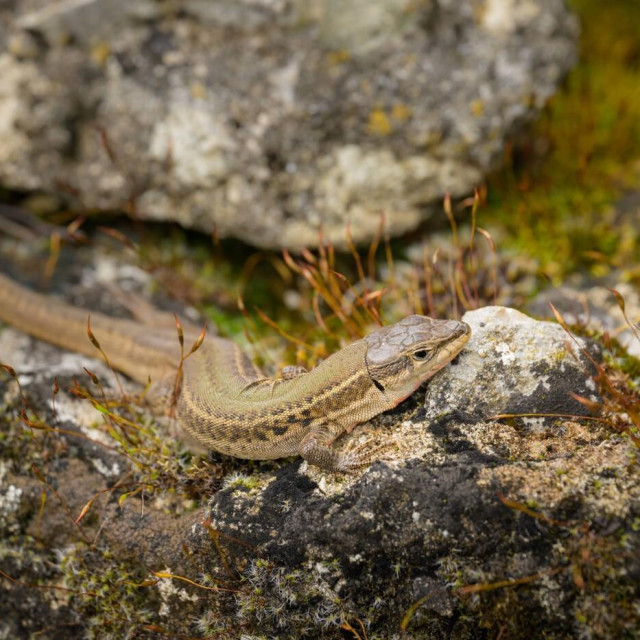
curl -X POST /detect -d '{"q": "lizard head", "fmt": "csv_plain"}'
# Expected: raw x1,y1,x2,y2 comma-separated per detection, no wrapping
364,315,470,407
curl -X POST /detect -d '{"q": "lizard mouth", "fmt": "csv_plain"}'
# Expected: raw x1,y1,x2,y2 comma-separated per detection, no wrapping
438,325,471,363
421,324,471,381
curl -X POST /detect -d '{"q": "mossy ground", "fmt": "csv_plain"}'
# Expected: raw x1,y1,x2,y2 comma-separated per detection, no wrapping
484,0,640,284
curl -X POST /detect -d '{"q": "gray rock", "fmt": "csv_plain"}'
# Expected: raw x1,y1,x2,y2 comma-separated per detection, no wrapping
0,0,578,248
424,305,602,429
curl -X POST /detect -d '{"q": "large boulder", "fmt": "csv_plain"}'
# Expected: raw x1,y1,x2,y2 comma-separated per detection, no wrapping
0,0,578,248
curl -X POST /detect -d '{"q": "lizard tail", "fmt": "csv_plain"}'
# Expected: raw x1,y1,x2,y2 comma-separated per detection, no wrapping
0,270,178,383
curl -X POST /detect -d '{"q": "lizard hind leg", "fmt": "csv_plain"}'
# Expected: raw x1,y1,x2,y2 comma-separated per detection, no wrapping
299,423,393,473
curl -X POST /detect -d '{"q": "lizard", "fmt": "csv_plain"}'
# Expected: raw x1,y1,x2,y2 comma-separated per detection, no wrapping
0,270,470,472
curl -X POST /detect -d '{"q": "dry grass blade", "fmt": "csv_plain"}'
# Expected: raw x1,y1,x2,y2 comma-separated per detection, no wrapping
240,251,292,291
170,316,207,418
174,313,185,350
570,392,602,412
346,223,368,298
443,192,458,247
492,412,615,427
447,255,458,317
298,266,361,337
422,244,435,316
401,566,563,632
311,290,332,335
549,303,605,376
608,287,640,344
255,307,313,350
75,494,101,525
497,492,569,527
98,226,139,251
86,315,126,398
455,567,564,596
97,125,118,165
50,377,60,425
1,361,28,408
42,231,61,286
400,589,446,631
202,517,259,582
301,248,317,265
548,303,640,449
65,215,87,243
341,619,369,640
150,570,235,593
468,189,480,305
476,227,498,305
367,214,385,281
329,269,380,329
237,293,259,338
187,323,208,357
282,248,303,275
453,257,473,311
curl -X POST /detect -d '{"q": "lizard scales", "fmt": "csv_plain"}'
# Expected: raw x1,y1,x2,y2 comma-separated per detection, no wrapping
0,271,470,472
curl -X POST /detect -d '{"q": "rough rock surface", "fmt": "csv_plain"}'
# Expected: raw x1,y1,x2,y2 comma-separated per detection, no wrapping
0,0,578,248
424,305,602,426
1,266,638,640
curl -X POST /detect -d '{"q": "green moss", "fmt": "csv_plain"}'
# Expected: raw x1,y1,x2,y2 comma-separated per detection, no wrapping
603,337,640,383
483,0,640,282
617,354,640,381
59,544,156,639
222,471,264,491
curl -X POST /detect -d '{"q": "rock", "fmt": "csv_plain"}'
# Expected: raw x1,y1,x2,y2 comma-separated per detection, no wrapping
0,0,578,248
424,305,602,429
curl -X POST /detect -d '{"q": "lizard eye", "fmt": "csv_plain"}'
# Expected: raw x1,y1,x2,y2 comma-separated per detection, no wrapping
412,349,431,361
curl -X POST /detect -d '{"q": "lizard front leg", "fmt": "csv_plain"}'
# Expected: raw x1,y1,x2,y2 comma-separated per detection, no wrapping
299,423,392,473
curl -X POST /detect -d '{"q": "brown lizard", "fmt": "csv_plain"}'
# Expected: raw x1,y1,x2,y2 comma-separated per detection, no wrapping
0,270,470,472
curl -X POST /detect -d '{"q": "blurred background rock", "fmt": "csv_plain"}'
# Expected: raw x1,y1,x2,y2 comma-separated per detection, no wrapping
0,0,578,249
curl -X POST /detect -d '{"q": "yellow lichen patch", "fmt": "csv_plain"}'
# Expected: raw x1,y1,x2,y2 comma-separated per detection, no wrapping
190,82,207,100
326,49,351,66
391,103,412,122
367,107,393,136
90,42,111,66
470,99,485,116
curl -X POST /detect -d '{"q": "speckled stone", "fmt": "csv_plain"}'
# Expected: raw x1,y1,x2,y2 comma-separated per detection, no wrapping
0,0,578,248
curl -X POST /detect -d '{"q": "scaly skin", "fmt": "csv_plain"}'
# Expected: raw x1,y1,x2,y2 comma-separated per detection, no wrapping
0,271,470,472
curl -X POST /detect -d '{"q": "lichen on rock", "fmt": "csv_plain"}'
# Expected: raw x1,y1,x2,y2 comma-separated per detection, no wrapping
0,0,578,248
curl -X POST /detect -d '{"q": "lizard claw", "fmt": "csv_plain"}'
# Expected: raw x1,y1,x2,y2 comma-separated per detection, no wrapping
336,439,396,473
